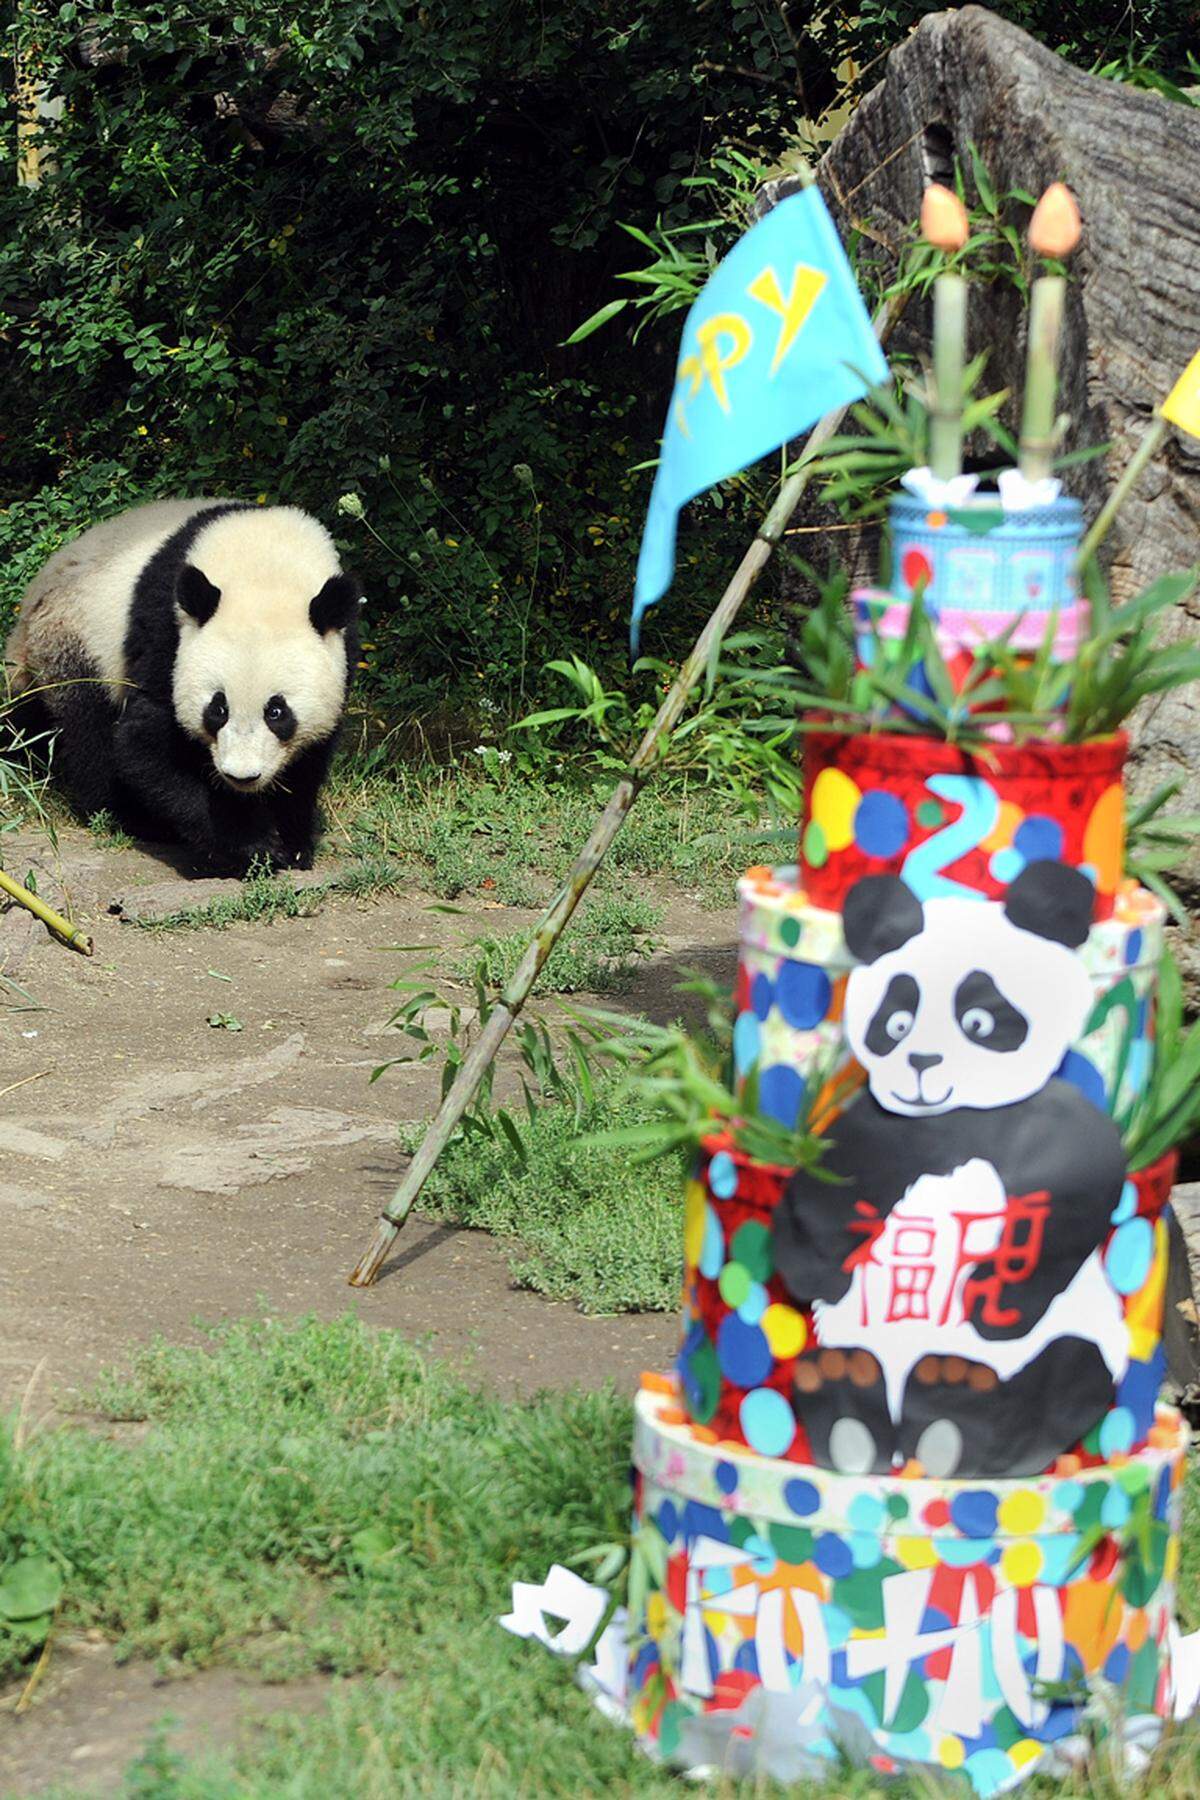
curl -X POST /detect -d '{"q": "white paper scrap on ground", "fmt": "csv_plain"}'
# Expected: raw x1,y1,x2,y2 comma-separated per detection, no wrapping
1172,1628,1200,1719
499,1563,609,1658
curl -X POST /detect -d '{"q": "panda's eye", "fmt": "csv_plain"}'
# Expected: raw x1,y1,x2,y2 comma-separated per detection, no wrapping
204,690,229,732
953,971,1028,1053
264,694,297,740
864,973,921,1057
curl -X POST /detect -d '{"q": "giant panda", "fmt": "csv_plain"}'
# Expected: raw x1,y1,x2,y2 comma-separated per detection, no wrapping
774,862,1129,1480
5,499,360,874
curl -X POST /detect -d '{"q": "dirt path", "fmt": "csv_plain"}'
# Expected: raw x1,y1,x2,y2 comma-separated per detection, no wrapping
0,827,735,1414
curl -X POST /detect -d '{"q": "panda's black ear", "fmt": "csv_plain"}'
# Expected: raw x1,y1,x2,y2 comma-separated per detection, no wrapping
843,875,924,963
1004,861,1093,949
177,564,221,626
310,573,361,635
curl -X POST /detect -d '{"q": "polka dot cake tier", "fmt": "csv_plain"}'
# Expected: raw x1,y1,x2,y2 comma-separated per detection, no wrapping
799,728,1127,921
628,1385,1186,1795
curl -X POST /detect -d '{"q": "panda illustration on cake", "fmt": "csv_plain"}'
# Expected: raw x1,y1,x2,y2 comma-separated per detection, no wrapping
774,861,1128,1479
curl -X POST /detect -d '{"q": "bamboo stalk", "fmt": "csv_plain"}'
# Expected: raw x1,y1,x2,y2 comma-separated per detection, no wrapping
1019,184,1082,483
920,186,971,482
0,868,93,956
1074,415,1167,571
349,286,908,1288
1018,275,1065,482
930,273,967,480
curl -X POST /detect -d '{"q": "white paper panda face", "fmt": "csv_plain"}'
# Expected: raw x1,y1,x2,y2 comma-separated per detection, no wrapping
843,873,1095,1118
170,508,357,793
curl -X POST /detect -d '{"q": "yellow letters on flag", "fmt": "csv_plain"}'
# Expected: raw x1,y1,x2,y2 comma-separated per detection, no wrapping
747,263,828,376
1161,348,1200,439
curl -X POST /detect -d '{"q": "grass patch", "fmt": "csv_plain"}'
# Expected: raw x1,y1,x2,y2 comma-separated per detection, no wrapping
4,1317,1199,1800
329,759,758,905
141,856,405,932
457,890,664,996
410,1076,683,1314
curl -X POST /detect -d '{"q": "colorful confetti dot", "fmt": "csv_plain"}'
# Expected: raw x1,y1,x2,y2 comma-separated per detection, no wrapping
997,1489,1046,1536
717,1261,751,1309
732,1009,761,1076
716,1314,771,1387
784,1477,820,1517
809,766,861,853
1014,814,1064,863
775,960,833,1030
708,1151,738,1200
853,789,910,858
803,818,828,869
761,1302,806,1358
740,1386,795,1457
730,1220,774,1283
1107,1218,1154,1294
1000,1541,1044,1587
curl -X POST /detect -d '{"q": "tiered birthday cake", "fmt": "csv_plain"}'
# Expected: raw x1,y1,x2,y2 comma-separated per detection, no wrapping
625,481,1186,1793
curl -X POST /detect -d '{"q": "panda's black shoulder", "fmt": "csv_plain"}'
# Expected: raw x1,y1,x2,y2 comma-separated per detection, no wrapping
124,503,252,697
974,1079,1126,1193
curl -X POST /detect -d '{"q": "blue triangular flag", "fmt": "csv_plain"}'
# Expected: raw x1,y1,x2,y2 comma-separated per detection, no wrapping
631,186,887,649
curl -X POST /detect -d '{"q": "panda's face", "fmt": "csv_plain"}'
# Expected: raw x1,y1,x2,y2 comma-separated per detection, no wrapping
174,612,347,791
170,510,359,793
843,888,1094,1118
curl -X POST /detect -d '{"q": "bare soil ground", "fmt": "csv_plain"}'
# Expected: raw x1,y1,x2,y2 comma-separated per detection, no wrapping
0,825,738,1792
0,826,736,1415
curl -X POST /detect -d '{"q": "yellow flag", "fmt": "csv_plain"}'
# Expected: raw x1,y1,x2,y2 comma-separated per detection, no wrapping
1161,349,1200,438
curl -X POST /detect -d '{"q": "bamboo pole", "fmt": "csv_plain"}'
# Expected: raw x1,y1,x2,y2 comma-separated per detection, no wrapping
1018,184,1082,483
349,286,908,1287
1074,415,1167,571
0,868,93,956
920,186,970,482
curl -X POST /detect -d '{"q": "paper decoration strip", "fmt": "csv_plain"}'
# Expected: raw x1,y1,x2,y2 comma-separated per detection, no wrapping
798,729,1128,918
736,866,1164,1125
628,1388,1186,1796
630,186,887,647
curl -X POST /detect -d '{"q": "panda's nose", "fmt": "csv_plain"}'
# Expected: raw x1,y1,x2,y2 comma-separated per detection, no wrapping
908,1052,943,1073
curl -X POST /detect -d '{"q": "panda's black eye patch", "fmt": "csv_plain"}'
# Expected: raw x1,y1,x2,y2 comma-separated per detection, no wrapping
953,970,1029,1052
264,694,296,741
864,973,920,1055
203,691,229,734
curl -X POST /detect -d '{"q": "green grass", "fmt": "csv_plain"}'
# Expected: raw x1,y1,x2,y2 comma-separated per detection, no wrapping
4,1316,1199,1800
410,1077,684,1314
330,759,763,907
140,855,406,932
457,889,664,996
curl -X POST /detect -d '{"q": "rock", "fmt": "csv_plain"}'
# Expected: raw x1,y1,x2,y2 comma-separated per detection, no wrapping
809,6,1200,877
1164,1180,1200,1405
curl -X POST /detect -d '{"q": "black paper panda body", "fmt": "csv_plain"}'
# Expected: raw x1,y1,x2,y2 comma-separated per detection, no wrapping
5,500,360,875
774,863,1128,1480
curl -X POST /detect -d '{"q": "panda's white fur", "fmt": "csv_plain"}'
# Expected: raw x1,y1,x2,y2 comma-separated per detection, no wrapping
843,894,1094,1117
6,498,359,872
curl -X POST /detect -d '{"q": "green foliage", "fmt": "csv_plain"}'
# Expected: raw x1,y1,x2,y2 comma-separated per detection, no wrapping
458,890,664,996
1124,951,1200,1172
0,2,824,708
408,1070,685,1313
517,638,805,818
758,557,1200,750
